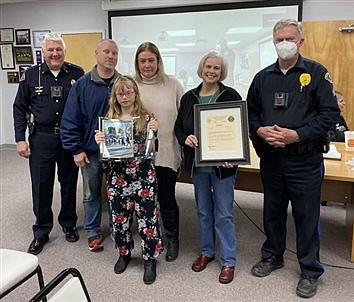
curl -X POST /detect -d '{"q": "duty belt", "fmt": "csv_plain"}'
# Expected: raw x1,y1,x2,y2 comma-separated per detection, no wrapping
267,141,318,155
36,125,60,135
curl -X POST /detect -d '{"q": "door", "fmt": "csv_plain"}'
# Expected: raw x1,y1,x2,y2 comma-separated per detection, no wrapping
301,20,354,130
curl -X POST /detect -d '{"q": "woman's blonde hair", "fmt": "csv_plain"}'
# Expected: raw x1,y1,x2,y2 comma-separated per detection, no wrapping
197,51,228,82
106,75,149,133
134,41,168,84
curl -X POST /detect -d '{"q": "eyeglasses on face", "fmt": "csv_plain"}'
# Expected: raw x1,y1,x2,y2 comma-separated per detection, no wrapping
116,91,135,98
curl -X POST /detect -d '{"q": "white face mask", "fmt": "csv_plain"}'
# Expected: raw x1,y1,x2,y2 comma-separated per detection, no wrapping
275,40,298,60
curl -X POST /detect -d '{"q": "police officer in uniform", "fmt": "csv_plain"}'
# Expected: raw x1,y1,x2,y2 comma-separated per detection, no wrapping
13,33,84,255
247,20,339,298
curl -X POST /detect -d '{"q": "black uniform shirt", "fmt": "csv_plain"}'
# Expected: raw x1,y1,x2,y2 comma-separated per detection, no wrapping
13,61,84,142
247,56,339,143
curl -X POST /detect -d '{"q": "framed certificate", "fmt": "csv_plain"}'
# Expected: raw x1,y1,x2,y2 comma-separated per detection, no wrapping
194,101,250,167
0,43,15,69
0,28,14,42
32,30,50,48
99,117,134,160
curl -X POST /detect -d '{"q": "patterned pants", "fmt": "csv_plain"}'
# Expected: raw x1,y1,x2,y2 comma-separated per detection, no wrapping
104,159,163,260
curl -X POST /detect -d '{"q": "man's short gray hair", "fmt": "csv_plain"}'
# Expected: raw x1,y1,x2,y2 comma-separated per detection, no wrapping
273,19,304,40
42,33,66,50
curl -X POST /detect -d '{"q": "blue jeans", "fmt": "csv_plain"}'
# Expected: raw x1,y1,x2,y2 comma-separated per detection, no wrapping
192,170,237,267
81,153,112,238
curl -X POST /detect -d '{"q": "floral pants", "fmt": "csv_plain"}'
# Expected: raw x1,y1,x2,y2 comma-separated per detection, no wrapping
104,159,163,260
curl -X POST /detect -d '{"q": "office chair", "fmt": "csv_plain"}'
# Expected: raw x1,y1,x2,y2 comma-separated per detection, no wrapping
0,248,46,300
29,267,91,302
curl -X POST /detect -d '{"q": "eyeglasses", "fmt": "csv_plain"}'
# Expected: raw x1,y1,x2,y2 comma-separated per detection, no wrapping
116,91,135,98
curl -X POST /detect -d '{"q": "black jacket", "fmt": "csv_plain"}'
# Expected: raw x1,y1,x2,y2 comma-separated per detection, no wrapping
174,82,242,178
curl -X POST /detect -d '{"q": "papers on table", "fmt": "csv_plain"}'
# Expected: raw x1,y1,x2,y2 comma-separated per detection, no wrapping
323,144,342,160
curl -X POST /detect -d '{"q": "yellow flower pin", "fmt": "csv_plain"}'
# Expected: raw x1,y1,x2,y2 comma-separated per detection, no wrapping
299,73,311,87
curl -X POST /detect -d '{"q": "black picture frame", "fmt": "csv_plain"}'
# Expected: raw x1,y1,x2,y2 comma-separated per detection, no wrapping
13,46,34,64
194,100,250,167
7,71,20,84
0,28,14,42
15,28,31,45
0,43,15,69
99,117,134,160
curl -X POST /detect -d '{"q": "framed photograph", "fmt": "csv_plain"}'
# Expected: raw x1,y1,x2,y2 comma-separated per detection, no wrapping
7,71,20,84
99,117,134,160
0,43,15,69
19,64,32,78
0,28,14,42
194,101,250,167
32,30,50,48
15,29,31,45
14,46,33,64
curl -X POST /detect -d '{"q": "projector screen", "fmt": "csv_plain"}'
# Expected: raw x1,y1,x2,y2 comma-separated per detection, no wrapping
109,1,302,98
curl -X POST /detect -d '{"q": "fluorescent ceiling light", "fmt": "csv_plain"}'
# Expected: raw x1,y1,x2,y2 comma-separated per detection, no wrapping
226,26,262,34
160,48,179,52
228,41,240,45
120,44,138,49
166,29,196,37
176,43,196,47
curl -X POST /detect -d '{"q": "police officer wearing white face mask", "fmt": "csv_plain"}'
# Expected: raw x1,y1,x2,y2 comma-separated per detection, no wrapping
247,19,339,298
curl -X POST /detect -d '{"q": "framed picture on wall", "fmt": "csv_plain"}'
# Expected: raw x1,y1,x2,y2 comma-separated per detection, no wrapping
32,30,50,48
14,46,34,64
15,28,31,45
0,28,14,42
0,43,15,69
7,71,20,84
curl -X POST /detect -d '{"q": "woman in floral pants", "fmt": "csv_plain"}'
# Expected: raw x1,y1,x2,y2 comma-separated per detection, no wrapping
95,75,163,285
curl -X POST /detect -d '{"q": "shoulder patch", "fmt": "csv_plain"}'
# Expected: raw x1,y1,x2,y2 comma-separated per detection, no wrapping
324,72,332,84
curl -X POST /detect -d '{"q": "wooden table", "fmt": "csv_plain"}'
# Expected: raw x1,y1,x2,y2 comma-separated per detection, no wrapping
178,142,354,261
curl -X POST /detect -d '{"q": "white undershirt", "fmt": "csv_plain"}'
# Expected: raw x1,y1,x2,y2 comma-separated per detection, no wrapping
50,69,60,77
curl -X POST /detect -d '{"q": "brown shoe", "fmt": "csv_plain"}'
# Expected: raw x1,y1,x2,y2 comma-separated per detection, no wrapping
219,266,235,284
192,254,215,272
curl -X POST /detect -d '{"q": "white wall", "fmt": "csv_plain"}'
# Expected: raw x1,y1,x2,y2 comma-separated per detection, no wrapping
1,0,353,145
0,0,106,145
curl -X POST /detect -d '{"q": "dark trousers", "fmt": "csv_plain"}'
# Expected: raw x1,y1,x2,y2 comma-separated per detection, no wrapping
260,151,325,279
155,166,179,239
29,132,78,239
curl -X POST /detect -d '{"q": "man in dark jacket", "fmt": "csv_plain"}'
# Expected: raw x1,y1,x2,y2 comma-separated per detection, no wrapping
247,19,339,298
13,33,84,255
60,39,120,252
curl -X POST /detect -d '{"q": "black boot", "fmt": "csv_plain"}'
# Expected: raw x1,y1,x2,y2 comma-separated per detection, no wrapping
161,209,180,262
114,252,131,274
143,259,157,284
166,236,179,262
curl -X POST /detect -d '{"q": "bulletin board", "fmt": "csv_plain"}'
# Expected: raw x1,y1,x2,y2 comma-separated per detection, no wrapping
62,32,103,73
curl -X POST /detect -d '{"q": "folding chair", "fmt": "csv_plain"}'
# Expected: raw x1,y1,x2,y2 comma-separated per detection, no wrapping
29,267,91,302
0,248,45,301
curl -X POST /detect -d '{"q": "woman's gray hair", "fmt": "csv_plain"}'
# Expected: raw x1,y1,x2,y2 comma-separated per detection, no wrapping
273,19,304,40
197,51,228,82
42,33,66,50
